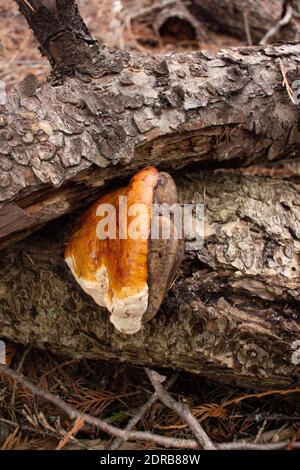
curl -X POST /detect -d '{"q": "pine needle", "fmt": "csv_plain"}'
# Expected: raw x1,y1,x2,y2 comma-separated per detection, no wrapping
56,416,85,450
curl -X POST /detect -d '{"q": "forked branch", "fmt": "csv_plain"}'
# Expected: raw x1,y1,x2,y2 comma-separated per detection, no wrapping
1,364,300,450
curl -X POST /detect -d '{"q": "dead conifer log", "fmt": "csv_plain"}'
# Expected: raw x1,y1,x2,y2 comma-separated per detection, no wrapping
0,2,300,249
0,171,299,390
0,1,300,390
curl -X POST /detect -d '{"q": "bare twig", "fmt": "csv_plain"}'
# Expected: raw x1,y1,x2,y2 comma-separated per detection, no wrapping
145,369,215,450
0,364,199,449
56,416,85,450
219,440,300,450
11,346,31,408
1,364,300,451
243,11,253,46
109,372,179,450
279,58,296,104
254,419,268,443
260,4,293,45
22,0,35,12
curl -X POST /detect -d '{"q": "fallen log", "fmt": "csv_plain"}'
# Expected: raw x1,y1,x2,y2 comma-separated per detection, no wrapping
0,3,300,249
0,170,299,390
122,0,299,47
1,1,300,391
190,0,299,43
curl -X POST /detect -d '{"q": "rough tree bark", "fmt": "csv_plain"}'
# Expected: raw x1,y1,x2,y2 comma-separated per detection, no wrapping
0,171,300,390
0,1,299,390
1,2,300,249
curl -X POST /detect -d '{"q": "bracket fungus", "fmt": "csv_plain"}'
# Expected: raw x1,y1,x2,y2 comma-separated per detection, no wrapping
65,167,184,335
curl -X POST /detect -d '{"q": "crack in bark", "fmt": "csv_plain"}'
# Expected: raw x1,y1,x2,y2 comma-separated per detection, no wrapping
0,171,299,389
1,42,300,248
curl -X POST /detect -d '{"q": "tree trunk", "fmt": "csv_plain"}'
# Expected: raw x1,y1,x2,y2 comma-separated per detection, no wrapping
1,1,299,390
1,41,300,249
0,171,299,390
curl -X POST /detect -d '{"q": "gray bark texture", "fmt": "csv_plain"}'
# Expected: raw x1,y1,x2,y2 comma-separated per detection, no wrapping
0,171,300,390
1,41,300,248
0,1,300,390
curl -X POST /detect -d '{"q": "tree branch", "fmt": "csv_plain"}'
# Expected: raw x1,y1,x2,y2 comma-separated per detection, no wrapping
109,372,179,450
260,3,293,45
0,363,199,450
190,0,298,43
1,363,299,450
145,369,216,450
56,0,94,41
14,0,98,71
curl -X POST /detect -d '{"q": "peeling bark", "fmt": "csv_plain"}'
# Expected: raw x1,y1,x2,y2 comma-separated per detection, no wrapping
1,42,300,248
0,171,299,390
